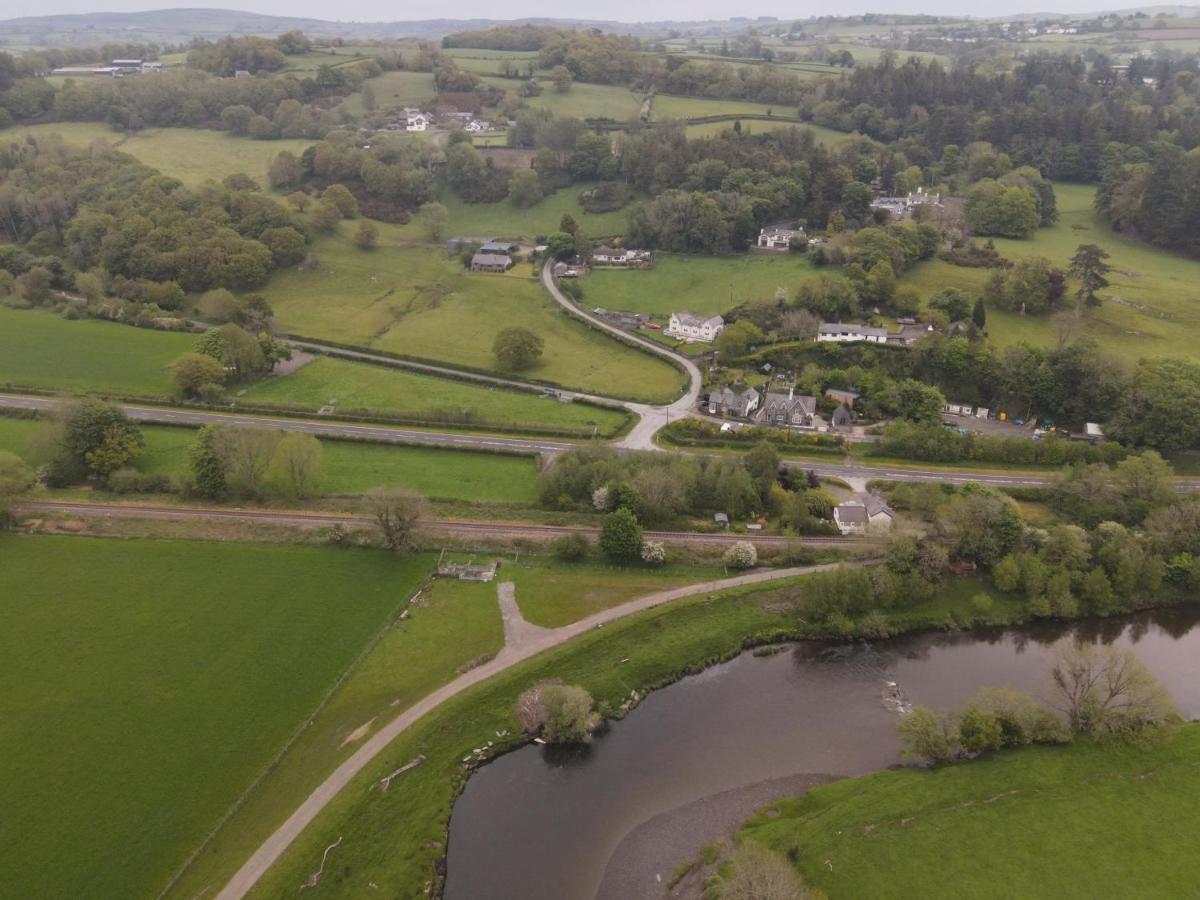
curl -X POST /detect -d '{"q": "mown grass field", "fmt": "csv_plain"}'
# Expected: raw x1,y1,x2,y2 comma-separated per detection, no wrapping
480,76,645,120
650,93,787,120
743,724,1200,900
5,123,313,187
0,416,540,502
684,119,850,143
0,306,193,395
262,227,685,403
901,182,1200,364
241,356,628,435
0,416,539,502
585,252,821,317
0,533,433,900
504,559,727,627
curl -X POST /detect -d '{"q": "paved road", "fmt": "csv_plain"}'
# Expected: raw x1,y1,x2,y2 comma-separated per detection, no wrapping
8,393,1198,491
0,393,574,455
540,263,703,450
211,561,848,900
16,500,865,548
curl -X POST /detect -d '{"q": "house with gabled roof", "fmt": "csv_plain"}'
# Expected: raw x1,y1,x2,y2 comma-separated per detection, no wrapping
834,494,896,535
708,385,760,418
758,387,817,428
666,311,724,343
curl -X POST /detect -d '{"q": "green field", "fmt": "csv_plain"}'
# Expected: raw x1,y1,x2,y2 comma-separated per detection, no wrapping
0,533,432,899
684,119,850,144
393,182,630,241
5,123,314,188
262,227,685,403
0,306,193,395
480,76,645,120
650,93,788,120
241,356,628,435
900,182,1200,364
742,724,1200,899
585,252,821,317
0,417,540,502
505,559,726,627
339,70,435,116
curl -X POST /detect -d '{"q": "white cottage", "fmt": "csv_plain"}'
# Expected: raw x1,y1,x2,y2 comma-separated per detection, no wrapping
666,311,724,343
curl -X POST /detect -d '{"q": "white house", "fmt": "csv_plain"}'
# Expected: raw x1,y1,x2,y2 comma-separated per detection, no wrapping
465,119,490,133
834,494,896,535
757,224,804,251
869,187,942,218
402,108,430,131
817,323,889,344
591,246,652,268
666,311,724,343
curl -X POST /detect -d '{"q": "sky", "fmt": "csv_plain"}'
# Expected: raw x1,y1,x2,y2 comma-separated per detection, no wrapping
2,0,1188,21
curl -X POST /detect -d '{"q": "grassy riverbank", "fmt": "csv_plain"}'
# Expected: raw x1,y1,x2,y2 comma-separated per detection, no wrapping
741,723,1200,899
168,571,1020,899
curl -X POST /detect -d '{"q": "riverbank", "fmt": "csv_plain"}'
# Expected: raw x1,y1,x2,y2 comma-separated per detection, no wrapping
739,722,1200,899
206,573,1195,900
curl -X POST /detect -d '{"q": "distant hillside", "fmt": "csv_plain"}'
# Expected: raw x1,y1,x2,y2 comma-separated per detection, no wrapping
0,9,626,50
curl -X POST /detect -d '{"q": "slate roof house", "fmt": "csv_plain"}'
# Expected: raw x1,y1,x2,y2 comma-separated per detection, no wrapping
830,403,854,431
479,240,519,254
757,224,805,251
591,246,652,268
834,494,896,535
666,311,724,342
708,385,760,418
470,252,513,273
759,388,817,428
817,323,889,344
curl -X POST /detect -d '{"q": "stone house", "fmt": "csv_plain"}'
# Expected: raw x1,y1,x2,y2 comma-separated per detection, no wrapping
834,494,896,535
708,385,760,418
470,252,513,273
759,388,817,428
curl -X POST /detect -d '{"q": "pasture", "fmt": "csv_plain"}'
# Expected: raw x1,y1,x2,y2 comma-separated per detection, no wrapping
0,417,541,502
339,70,435,116
261,228,685,403
650,93,789,120
584,252,821,317
480,75,645,120
5,123,313,187
743,724,1200,899
0,306,192,396
900,182,1200,365
241,356,629,436
0,534,432,899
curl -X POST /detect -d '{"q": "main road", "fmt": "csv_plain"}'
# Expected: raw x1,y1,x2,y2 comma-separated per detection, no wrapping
7,392,1199,490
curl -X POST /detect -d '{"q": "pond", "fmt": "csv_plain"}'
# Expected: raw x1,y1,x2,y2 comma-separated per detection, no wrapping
444,608,1200,900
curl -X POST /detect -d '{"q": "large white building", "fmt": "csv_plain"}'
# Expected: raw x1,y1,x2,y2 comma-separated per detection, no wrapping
817,323,889,344
666,311,725,343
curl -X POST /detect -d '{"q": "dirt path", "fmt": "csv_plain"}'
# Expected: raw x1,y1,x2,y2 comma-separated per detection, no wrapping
213,563,844,900
496,582,553,653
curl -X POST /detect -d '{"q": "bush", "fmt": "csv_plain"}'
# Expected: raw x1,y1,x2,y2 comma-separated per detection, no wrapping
552,532,589,562
515,680,600,744
600,508,643,561
105,467,174,494
640,539,666,565
723,540,758,569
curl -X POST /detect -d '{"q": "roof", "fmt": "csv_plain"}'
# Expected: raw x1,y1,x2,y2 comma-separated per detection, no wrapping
760,224,804,237
672,310,724,328
819,322,889,338
824,387,860,400
711,385,758,402
763,392,816,416
471,253,511,266
835,505,868,524
837,493,894,523
479,241,517,253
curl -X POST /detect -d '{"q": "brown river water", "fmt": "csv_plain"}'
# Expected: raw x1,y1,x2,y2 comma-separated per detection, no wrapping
444,607,1200,900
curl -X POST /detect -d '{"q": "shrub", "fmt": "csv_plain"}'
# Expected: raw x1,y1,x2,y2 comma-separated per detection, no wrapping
105,467,174,494
640,539,666,565
600,508,643,561
552,532,589,562
515,680,600,744
723,540,758,569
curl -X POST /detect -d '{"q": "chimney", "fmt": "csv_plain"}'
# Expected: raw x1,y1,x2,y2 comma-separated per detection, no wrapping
788,386,793,400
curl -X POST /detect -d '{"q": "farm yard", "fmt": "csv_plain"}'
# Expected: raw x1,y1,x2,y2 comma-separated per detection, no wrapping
0,534,433,900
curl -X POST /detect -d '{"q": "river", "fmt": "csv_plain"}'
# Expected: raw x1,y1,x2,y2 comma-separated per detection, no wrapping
444,608,1200,900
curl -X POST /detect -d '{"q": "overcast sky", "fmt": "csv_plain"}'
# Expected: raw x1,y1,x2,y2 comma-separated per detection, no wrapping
2,0,1176,22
